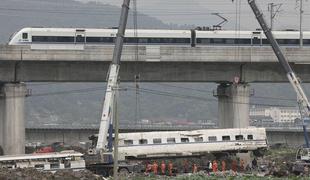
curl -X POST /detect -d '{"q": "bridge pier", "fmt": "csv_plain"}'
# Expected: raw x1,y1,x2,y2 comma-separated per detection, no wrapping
215,83,252,128
0,83,27,155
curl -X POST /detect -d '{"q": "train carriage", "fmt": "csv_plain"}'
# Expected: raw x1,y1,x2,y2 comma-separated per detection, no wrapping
8,27,310,49
117,127,267,160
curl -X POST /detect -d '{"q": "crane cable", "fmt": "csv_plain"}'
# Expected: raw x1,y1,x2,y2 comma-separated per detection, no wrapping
233,0,242,131
133,0,141,125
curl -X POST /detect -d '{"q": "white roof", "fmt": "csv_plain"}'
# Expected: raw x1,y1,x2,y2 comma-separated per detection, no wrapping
0,151,83,162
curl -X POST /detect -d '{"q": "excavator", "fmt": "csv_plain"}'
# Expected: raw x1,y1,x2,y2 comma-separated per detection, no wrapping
247,0,310,174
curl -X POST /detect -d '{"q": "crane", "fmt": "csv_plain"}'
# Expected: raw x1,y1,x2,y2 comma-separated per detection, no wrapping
247,0,310,148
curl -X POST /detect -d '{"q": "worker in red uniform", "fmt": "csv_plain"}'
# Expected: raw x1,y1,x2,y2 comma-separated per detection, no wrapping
153,161,158,175
212,160,218,174
183,160,189,173
192,163,198,173
221,160,226,173
168,161,173,176
161,160,166,175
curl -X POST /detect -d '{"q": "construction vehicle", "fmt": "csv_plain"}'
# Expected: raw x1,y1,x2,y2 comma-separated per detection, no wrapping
83,0,144,177
247,0,310,174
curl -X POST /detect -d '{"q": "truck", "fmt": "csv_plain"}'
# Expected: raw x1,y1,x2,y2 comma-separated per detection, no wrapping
247,0,310,175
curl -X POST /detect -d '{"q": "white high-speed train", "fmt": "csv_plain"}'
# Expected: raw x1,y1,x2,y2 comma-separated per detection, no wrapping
117,127,267,160
8,27,310,48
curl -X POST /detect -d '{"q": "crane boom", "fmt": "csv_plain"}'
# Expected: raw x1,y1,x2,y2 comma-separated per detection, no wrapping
96,0,130,151
247,0,310,147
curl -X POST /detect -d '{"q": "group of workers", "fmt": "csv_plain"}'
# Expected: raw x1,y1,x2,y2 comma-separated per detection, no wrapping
145,158,248,176
145,161,174,176
206,159,244,175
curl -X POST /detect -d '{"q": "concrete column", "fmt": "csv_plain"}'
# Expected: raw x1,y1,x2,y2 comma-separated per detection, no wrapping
215,83,251,128
0,83,27,155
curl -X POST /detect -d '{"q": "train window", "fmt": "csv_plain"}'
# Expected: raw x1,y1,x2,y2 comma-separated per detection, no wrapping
174,38,190,44
22,33,28,39
153,138,162,144
34,164,44,169
194,137,203,142
149,38,161,43
196,38,210,44
208,136,217,142
252,37,261,45
181,138,189,143
222,136,230,141
303,39,310,45
50,163,60,169
138,38,148,43
64,161,71,168
225,39,235,44
139,139,148,145
32,36,74,43
124,37,137,43
124,140,133,145
286,39,299,45
276,39,285,44
236,39,251,44
86,37,114,43
235,135,244,140
262,39,270,44
212,38,225,44
167,138,176,144
247,135,253,140
76,35,85,43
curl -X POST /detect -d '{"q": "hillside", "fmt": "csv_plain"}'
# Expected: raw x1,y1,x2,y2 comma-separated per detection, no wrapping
0,0,170,43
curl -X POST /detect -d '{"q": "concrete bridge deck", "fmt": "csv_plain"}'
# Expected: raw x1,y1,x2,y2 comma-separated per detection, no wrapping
1,45,310,82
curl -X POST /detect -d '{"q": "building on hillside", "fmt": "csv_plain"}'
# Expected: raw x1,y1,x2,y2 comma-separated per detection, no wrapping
250,106,300,123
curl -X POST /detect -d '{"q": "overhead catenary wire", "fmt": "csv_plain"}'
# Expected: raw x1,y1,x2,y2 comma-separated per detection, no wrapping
0,7,309,16
0,83,297,108
132,0,141,125
23,82,301,103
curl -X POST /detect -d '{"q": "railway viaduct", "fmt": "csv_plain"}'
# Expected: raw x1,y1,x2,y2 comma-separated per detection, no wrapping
1,44,310,154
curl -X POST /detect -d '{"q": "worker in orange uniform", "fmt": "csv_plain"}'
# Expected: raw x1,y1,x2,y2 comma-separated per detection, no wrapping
153,161,158,175
231,159,237,176
192,163,198,173
168,161,173,176
221,160,226,174
212,160,218,174
161,160,166,175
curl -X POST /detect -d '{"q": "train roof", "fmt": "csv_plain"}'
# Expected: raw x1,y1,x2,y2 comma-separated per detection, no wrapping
118,127,266,139
19,27,310,38
20,27,191,38
0,151,83,162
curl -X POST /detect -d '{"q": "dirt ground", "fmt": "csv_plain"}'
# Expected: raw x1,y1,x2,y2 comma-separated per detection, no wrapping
0,168,103,180
0,147,305,179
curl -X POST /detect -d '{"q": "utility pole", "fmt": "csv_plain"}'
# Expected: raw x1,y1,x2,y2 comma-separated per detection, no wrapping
113,86,119,180
268,3,282,31
299,0,303,47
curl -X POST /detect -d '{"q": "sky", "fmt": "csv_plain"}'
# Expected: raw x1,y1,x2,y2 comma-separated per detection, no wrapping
76,0,310,30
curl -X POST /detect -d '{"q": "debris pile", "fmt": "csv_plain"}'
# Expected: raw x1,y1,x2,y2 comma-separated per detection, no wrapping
0,168,103,180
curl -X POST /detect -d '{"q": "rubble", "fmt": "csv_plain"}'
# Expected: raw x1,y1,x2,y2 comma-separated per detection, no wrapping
0,168,103,180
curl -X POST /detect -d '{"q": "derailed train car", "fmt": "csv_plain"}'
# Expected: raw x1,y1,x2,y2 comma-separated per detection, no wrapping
117,127,267,160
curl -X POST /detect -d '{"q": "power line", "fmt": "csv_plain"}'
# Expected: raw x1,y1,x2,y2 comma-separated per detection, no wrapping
0,84,291,108
152,83,298,102
124,85,297,108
